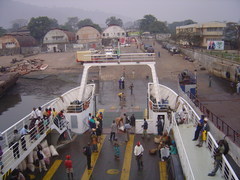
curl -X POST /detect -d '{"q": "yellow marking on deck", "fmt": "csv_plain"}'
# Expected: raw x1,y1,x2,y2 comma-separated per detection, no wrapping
159,161,168,180
106,169,120,175
2,169,12,180
120,134,135,180
144,108,147,119
110,106,116,110
43,160,62,180
81,135,106,180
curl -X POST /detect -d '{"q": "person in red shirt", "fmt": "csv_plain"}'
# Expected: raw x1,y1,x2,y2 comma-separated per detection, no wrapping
64,155,73,180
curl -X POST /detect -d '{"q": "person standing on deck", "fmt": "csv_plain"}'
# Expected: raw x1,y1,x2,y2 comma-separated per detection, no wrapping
97,112,103,129
11,129,21,159
124,122,132,142
156,117,164,136
134,141,144,170
52,108,58,119
208,141,225,176
196,117,210,147
118,79,122,89
83,143,92,170
37,144,47,172
20,125,29,151
109,120,117,141
120,76,125,89
208,75,212,87
113,139,120,160
130,114,136,127
64,155,73,180
129,83,134,95
142,119,148,138
192,115,204,141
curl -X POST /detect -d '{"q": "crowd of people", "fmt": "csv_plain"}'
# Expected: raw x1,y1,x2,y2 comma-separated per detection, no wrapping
0,106,66,179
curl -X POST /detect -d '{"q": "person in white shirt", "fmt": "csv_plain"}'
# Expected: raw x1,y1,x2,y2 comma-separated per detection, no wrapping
134,141,144,170
30,107,38,120
36,107,43,119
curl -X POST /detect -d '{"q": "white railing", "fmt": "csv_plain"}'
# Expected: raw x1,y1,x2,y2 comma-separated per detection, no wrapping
84,52,156,63
149,83,239,180
0,85,95,177
207,133,239,180
0,115,67,177
1,98,58,149
179,91,239,180
172,117,195,180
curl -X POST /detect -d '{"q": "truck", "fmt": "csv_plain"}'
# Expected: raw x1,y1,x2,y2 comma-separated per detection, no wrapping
76,50,99,63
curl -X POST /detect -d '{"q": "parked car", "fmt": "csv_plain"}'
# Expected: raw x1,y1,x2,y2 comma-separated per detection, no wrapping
147,47,154,53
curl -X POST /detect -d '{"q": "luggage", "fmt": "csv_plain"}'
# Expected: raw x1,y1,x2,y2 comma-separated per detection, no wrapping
149,148,157,155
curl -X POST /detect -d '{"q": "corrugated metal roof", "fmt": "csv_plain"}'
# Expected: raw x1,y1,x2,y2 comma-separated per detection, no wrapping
3,34,37,47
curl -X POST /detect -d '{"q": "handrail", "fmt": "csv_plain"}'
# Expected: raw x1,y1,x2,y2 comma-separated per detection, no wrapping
179,87,240,147
172,116,195,180
150,83,238,179
207,133,239,180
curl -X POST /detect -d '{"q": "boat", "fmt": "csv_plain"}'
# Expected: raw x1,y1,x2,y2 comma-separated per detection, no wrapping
40,64,48,71
0,53,239,180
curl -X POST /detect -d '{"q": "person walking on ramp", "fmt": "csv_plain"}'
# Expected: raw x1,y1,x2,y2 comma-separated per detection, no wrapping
134,141,144,170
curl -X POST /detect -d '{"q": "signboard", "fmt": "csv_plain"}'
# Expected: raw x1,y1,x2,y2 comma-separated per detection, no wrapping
207,41,224,50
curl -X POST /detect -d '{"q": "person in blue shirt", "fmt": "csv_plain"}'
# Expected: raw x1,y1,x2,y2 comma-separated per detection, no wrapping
20,125,29,151
192,115,204,141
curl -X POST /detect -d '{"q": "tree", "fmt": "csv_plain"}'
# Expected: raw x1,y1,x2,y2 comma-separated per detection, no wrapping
139,14,157,32
76,19,102,32
77,18,94,29
106,16,123,27
64,17,79,32
11,19,28,32
149,21,169,34
28,16,59,42
176,31,202,47
0,27,7,37
224,22,240,49
139,14,169,34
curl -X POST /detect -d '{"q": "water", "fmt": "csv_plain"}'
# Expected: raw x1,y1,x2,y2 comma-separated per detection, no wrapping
0,73,82,132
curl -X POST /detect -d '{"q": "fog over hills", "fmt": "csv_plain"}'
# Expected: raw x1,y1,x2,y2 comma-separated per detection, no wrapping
0,0,133,28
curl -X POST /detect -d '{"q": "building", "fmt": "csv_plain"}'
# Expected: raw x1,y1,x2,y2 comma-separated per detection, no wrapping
43,29,76,52
176,22,226,47
0,33,38,55
76,26,101,50
102,25,126,46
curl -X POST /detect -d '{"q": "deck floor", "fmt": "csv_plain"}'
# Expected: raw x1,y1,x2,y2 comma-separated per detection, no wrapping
178,123,222,180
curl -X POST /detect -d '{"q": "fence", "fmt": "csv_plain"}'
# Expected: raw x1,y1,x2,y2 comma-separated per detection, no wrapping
184,91,240,147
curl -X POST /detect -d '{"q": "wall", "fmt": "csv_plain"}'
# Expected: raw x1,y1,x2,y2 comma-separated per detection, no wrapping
181,48,240,82
21,46,41,55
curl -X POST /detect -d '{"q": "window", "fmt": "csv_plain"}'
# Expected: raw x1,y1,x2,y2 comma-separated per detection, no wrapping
207,27,223,32
52,36,64,40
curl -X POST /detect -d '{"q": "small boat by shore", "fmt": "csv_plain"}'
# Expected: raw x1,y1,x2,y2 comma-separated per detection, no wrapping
40,64,48,71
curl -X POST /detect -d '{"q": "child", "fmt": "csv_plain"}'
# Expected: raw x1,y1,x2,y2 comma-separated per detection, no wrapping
64,155,73,180
113,139,120,160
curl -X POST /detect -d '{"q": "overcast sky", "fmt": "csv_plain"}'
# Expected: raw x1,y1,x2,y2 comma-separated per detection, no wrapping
12,0,240,23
